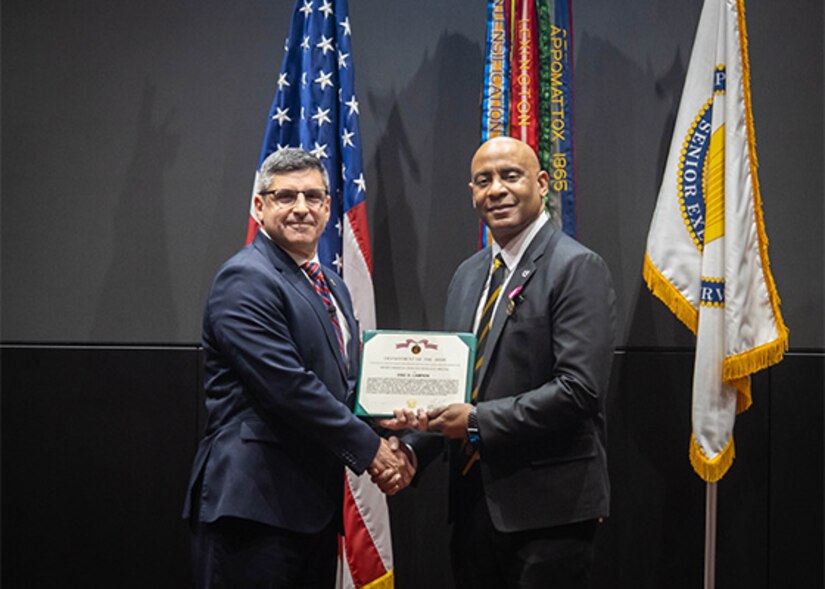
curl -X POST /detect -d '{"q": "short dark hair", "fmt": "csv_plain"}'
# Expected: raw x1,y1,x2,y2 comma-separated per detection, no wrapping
255,148,330,194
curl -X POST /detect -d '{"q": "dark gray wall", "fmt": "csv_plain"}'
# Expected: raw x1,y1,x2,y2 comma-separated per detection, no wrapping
2,0,822,347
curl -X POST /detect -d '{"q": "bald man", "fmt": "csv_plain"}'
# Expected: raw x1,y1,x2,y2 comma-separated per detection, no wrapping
388,137,617,588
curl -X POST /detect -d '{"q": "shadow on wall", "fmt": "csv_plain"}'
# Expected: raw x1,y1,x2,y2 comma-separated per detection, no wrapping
369,92,423,330
574,29,695,350
90,80,181,342
422,32,487,330
623,40,695,352
367,31,483,332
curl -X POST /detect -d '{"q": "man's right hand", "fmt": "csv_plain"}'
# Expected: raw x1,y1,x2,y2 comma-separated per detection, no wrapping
368,436,415,495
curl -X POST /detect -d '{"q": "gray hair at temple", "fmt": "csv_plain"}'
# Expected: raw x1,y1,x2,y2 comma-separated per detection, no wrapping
254,148,330,194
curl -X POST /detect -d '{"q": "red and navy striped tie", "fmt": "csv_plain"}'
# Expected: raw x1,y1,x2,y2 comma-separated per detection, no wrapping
302,262,346,359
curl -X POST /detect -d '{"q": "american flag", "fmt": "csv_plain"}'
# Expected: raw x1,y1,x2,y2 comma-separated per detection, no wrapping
246,1,391,587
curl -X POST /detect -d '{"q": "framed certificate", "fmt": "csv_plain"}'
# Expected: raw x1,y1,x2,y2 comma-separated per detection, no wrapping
355,330,476,417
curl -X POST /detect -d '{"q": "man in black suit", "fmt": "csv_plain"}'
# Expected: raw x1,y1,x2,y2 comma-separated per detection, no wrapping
183,148,412,588
387,137,616,588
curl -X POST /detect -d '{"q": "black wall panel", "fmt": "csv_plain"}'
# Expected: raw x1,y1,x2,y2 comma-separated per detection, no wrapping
715,366,771,589
3,347,821,588
596,352,774,589
595,352,708,589
767,355,824,589
388,458,453,589
1,346,200,588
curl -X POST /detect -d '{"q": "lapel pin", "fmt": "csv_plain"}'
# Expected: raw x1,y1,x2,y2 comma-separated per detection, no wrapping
506,286,524,316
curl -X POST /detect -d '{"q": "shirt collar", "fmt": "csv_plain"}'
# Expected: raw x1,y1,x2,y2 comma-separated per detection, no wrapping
259,228,318,268
491,212,549,271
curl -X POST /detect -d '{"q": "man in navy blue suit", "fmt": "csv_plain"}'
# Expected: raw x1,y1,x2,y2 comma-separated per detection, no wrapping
184,148,412,588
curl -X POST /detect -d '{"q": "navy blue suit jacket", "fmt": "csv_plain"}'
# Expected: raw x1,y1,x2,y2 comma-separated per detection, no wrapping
183,232,379,533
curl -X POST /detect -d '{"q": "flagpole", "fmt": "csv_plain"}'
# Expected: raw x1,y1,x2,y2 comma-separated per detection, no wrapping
704,482,717,589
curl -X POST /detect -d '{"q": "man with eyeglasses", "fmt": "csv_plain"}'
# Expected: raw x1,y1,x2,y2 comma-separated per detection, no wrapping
183,148,413,588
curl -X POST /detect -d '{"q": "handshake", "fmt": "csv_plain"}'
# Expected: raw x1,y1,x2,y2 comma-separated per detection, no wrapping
366,403,474,495
367,435,416,496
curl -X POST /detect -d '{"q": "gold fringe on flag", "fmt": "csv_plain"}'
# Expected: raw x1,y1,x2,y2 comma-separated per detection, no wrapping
642,253,698,333
729,376,752,414
689,433,735,483
733,0,789,372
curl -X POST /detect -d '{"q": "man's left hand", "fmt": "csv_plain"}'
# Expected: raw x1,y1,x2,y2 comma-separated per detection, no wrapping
427,403,473,439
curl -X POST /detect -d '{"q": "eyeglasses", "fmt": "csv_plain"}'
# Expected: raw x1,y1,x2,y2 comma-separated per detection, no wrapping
260,188,327,208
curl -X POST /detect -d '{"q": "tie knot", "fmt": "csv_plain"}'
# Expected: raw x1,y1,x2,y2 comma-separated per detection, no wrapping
302,261,322,280
493,254,505,273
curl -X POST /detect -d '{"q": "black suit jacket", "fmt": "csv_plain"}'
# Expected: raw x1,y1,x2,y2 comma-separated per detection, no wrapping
182,232,379,533
411,221,616,532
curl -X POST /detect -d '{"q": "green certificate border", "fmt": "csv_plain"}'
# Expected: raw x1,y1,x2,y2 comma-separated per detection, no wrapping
355,330,476,418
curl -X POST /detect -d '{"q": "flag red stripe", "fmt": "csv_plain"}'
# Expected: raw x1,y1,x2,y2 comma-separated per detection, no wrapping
346,201,372,274
342,478,388,585
246,216,259,246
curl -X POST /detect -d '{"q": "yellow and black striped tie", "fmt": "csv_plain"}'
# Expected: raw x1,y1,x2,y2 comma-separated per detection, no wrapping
471,254,506,402
462,254,507,476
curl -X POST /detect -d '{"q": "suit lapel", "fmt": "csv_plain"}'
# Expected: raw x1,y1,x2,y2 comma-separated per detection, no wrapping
254,233,349,381
475,223,558,398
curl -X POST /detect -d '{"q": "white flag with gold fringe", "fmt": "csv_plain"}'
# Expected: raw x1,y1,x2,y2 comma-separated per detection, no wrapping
643,0,788,482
